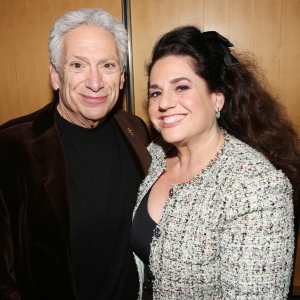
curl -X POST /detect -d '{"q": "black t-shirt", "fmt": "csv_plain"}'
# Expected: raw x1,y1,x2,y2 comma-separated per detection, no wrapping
56,111,141,299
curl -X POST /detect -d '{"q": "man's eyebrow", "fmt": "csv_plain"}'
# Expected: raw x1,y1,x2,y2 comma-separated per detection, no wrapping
71,55,89,63
149,77,190,89
68,56,119,64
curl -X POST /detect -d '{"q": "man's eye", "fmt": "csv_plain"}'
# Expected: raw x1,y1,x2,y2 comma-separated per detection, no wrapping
72,63,82,69
103,63,115,68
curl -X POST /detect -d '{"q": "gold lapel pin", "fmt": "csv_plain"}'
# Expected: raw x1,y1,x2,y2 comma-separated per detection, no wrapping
127,127,133,137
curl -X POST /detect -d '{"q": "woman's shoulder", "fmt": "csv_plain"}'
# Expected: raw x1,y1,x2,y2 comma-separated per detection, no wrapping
147,135,173,159
221,132,293,201
223,133,281,176
216,133,293,220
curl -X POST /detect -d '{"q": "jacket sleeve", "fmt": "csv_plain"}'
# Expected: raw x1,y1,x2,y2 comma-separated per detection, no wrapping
219,173,294,299
0,190,20,300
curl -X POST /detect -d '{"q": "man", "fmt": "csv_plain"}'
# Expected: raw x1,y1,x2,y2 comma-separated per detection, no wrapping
0,8,151,300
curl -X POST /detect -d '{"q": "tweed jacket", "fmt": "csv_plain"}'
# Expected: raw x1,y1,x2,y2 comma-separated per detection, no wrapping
0,98,151,300
133,132,294,299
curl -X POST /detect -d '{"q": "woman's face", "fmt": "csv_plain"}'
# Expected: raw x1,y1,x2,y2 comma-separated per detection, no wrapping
148,55,224,147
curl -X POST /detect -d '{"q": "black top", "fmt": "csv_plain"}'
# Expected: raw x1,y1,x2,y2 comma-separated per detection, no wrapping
131,191,157,265
56,111,141,300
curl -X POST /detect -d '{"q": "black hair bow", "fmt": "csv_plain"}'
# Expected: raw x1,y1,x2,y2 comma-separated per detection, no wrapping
202,31,240,67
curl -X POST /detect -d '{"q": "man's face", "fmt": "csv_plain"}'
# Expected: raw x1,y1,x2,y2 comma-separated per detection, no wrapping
50,24,124,128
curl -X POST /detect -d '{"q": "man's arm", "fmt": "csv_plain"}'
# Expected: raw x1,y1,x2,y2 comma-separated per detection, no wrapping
0,190,20,300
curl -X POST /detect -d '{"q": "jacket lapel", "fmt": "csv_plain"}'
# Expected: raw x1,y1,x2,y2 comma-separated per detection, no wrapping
113,110,151,176
29,99,70,242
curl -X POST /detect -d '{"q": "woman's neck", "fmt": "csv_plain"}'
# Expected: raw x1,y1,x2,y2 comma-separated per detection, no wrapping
166,127,225,183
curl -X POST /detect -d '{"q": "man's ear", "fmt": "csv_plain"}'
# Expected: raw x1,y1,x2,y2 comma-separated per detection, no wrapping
49,63,60,91
119,69,125,90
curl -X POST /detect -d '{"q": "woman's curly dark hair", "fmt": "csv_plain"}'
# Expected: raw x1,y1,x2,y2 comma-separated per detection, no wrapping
146,25,300,208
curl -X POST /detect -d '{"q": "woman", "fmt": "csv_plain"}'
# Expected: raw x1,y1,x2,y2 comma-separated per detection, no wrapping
131,26,300,299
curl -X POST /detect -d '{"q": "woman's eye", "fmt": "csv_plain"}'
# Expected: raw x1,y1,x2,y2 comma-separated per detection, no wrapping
177,85,189,91
149,91,161,98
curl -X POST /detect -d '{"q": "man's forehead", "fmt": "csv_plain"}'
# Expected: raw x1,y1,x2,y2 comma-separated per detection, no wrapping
63,25,117,48
61,25,119,61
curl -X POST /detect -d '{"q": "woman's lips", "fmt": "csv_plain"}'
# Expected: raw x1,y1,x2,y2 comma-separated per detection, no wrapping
158,114,186,128
162,114,185,124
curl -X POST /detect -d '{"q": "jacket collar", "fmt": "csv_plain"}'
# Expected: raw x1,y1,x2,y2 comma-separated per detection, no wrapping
31,96,59,135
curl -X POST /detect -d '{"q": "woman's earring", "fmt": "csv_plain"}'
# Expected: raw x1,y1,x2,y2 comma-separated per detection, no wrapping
215,109,220,119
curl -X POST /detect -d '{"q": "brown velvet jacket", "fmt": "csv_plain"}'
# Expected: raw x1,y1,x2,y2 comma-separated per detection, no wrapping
0,99,151,300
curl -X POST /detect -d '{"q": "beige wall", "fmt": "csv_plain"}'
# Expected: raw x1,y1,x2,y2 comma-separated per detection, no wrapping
131,0,300,133
1,0,300,288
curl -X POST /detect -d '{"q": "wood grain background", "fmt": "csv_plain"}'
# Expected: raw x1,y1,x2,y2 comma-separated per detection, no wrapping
131,0,300,132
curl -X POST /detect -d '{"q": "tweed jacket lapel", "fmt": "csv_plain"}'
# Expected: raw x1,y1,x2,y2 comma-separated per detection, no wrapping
133,137,172,217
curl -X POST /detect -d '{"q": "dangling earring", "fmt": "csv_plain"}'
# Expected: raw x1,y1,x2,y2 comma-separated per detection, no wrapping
215,109,220,119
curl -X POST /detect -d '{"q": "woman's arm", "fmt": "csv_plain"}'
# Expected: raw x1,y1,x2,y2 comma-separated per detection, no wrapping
220,174,294,299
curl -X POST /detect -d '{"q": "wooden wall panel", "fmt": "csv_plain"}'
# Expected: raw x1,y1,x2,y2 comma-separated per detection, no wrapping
130,0,300,137
254,0,282,95
51,0,74,21
0,0,122,125
9,0,42,118
228,0,255,52
131,0,205,127
203,0,229,34
29,0,55,109
0,1,19,124
279,0,300,132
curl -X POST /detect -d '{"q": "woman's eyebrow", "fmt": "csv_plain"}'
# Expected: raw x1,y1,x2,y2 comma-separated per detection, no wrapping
149,77,191,89
170,77,190,84
149,84,159,89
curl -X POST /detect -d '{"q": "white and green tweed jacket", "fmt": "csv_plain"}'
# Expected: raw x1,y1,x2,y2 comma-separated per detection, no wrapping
133,132,294,299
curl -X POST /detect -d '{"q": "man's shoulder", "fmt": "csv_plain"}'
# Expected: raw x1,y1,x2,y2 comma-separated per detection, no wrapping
113,108,146,126
0,100,56,135
112,109,149,134
0,110,40,132
112,108,151,146
0,102,54,142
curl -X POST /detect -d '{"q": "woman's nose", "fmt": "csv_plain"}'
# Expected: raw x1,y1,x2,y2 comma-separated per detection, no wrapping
158,92,176,110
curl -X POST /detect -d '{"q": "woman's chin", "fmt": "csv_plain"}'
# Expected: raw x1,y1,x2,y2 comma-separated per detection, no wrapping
160,133,183,145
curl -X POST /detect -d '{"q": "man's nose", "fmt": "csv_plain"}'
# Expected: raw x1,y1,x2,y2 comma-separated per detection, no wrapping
85,67,104,92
